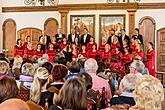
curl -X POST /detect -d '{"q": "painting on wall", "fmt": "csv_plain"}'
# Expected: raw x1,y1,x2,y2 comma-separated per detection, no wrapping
99,15,125,43
70,15,95,37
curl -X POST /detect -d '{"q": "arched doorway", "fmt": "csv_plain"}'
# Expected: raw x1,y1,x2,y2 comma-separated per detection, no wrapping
2,18,16,57
139,16,156,61
44,18,59,39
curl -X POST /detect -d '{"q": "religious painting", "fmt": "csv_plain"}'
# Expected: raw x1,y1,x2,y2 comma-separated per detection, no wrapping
99,15,125,43
70,15,95,37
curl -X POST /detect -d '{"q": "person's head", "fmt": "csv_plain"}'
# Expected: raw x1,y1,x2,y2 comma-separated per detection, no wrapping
38,54,48,66
102,37,107,44
32,55,38,63
110,29,115,35
58,28,62,33
0,77,19,103
115,46,120,52
105,43,110,50
0,53,5,59
58,57,67,66
21,62,35,76
78,72,92,90
129,60,145,74
52,36,56,42
78,58,86,68
42,62,53,74
84,58,98,73
63,37,67,42
124,46,129,53
68,61,80,73
113,35,119,43
0,60,9,75
133,75,164,110
84,28,88,34
30,67,49,103
27,42,33,48
81,45,86,51
0,98,30,110
71,28,76,34
135,43,143,51
134,28,139,35
16,39,22,45
130,38,135,43
53,54,60,64
97,61,106,73
26,35,31,42
90,37,94,42
92,44,97,50
36,43,42,50
147,42,154,50
121,74,141,93
51,64,68,82
48,43,54,49
55,77,87,110
13,55,23,66
121,29,126,35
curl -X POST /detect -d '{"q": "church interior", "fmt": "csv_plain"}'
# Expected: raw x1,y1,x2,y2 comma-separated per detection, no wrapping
0,0,165,110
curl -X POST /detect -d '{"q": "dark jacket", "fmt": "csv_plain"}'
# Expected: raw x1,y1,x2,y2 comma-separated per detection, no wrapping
80,34,91,46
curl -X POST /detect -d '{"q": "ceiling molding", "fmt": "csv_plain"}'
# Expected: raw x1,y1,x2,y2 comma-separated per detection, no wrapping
2,3,165,13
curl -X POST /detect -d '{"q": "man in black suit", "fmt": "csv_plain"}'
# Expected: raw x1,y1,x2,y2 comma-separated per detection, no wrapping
38,30,51,53
55,28,66,44
107,29,116,45
68,28,79,45
118,29,130,53
80,28,91,46
132,28,143,44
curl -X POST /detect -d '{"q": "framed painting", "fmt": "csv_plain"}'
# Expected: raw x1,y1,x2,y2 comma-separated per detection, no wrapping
99,15,125,43
70,15,95,37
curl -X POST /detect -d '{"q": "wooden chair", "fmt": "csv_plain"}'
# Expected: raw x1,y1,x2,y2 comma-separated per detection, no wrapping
19,85,30,101
27,100,44,110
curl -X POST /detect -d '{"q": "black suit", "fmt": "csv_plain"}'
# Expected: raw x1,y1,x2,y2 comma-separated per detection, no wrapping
132,34,143,44
80,34,91,46
118,34,130,53
55,33,66,44
38,35,51,52
68,34,79,44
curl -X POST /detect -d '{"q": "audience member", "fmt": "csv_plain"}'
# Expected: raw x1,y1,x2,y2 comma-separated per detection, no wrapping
0,77,19,103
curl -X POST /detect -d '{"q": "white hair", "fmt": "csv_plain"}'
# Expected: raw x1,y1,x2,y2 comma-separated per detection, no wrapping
84,58,98,73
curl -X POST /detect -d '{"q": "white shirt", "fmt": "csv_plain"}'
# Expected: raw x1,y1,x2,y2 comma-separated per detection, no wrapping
40,36,47,45
111,34,115,43
84,34,87,43
72,34,75,42
58,33,62,38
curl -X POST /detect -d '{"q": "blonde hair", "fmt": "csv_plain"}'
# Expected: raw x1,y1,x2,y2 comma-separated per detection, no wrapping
0,61,9,74
21,63,35,76
133,75,164,110
13,55,23,66
30,67,49,104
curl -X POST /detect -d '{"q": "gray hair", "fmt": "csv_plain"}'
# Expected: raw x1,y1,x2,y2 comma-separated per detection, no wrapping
84,58,98,73
131,60,145,73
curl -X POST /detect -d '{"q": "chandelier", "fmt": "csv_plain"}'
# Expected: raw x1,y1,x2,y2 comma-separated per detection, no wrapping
107,0,141,3
24,0,59,6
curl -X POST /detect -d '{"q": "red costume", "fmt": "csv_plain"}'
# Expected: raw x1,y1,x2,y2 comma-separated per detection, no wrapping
123,53,132,66
97,49,104,58
24,48,35,60
99,43,106,51
13,45,24,57
23,41,28,50
111,43,120,49
60,43,67,50
130,42,136,53
34,50,43,58
87,42,97,51
87,50,97,58
79,51,88,58
104,50,111,59
146,50,156,77
137,50,144,61
46,49,58,62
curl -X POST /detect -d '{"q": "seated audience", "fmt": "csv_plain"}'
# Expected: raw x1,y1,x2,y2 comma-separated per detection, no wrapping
30,67,52,107
0,77,19,103
0,60,10,77
42,62,53,74
84,58,111,103
49,77,87,110
129,75,164,110
0,98,30,110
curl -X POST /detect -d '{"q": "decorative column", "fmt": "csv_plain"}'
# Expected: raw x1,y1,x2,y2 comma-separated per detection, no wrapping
59,10,69,36
127,9,136,37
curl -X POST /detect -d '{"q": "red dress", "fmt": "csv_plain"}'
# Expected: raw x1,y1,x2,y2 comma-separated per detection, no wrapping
23,42,28,50
79,51,88,58
13,45,24,57
87,42,97,51
123,53,132,66
146,50,156,77
99,43,105,51
24,48,35,60
46,49,58,62
34,50,43,58
104,50,111,59
137,50,144,61
116,52,123,65
130,43,136,53
60,43,67,50
87,50,97,58
111,42,120,49
97,49,104,58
